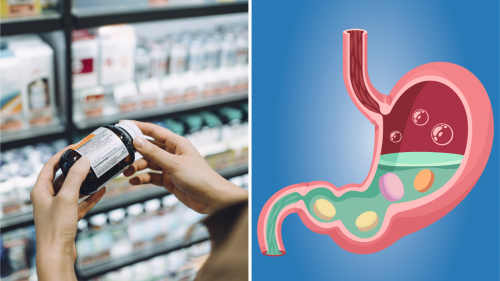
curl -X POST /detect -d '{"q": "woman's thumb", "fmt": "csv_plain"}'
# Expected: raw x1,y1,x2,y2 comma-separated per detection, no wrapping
134,136,173,168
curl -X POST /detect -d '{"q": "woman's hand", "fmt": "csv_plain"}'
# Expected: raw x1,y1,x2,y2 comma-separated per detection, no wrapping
31,147,106,281
123,121,248,215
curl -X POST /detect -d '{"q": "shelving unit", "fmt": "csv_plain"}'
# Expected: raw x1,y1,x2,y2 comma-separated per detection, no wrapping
85,163,248,217
74,92,248,132
0,0,249,151
72,2,248,28
0,163,248,232
0,124,67,151
0,11,63,36
75,225,210,280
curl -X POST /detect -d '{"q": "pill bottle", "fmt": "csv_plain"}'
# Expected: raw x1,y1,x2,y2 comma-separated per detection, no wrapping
60,120,142,196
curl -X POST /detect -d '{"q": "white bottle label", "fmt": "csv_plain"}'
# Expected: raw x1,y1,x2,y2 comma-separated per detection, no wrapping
74,127,128,178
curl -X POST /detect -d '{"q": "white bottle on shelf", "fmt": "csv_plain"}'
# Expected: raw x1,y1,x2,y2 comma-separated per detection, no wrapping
134,46,151,81
144,198,162,241
149,43,168,78
138,77,161,109
126,203,146,246
0,166,18,216
162,74,183,105
161,195,182,240
113,80,138,112
169,43,187,75
236,34,248,66
75,219,96,262
108,208,133,258
89,213,113,258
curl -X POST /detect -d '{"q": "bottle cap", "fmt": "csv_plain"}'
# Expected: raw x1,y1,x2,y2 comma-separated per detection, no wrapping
109,208,126,223
145,199,161,213
77,219,88,231
162,195,179,208
90,214,107,227
117,120,143,140
127,203,144,217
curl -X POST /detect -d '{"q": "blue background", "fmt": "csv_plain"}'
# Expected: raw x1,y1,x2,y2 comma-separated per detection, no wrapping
251,0,499,280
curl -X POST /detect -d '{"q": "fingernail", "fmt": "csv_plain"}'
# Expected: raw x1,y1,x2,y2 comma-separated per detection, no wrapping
123,166,134,176
134,136,146,149
130,177,140,185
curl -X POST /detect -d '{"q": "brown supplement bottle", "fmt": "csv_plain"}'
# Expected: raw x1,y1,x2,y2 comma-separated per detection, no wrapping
60,120,142,196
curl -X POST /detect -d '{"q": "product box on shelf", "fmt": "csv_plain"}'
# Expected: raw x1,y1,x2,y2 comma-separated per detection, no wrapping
0,0,41,18
0,46,23,131
72,29,99,91
98,25,137,86
6,36,57,127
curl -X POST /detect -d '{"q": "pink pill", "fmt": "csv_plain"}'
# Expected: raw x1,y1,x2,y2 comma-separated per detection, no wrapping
379,173,404,202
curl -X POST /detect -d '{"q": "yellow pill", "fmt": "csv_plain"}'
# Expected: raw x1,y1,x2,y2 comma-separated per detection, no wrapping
356,211,379,232
313,199,336,220
414,169,435,193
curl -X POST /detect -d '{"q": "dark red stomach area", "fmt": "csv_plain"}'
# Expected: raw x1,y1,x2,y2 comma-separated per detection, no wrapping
381,81,467,155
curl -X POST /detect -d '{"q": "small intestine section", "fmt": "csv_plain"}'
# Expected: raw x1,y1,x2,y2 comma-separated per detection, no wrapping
257,29,493,255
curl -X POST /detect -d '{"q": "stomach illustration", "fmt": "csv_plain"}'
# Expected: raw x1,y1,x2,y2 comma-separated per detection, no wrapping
257,29,494,255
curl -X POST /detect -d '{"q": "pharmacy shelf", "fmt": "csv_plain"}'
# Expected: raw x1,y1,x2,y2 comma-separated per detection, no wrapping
72,2,248,29
0,123,67,151
86,163,248,216
0,211,36,233
88,185,170,217
73,92,248,131
75,225,210,279
0,12,63,36
0,164,247,232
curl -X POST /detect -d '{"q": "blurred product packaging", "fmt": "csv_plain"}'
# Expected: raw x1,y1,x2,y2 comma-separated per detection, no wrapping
0,43,23,131
1,34,57,129
72,29,99,90
72,22,248,121
98,25,137,86
0,0,41,18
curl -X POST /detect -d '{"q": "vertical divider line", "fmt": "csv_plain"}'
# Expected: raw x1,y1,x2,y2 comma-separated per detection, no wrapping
62,0,74,144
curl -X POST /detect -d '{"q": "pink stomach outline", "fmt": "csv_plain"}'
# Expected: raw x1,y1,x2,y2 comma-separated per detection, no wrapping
257,29,494,255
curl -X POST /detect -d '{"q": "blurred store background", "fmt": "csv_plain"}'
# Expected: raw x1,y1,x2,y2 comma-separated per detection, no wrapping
0,0,248,280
